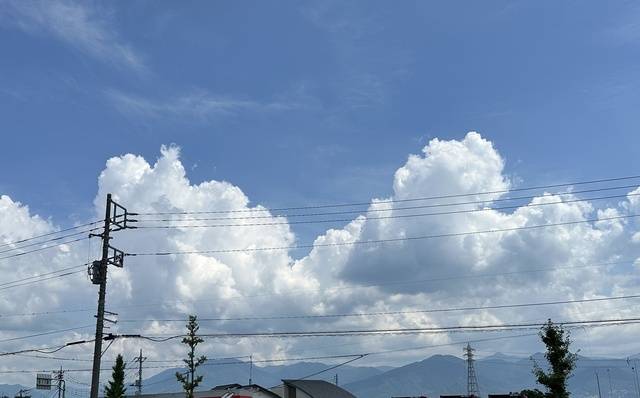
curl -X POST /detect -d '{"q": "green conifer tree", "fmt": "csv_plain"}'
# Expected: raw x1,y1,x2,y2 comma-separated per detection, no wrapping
104,354,127,398
176,315,207,398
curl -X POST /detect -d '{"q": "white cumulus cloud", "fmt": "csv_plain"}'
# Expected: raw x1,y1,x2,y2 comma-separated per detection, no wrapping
1,133,640,385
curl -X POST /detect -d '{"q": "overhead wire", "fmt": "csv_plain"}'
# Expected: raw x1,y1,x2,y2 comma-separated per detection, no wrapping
5,328,639,375
0,228,100,256
0,236,90,261
0,325,94,344
136,184,640,222
116,292,640,323
135,174,640,215
298,355,367,380
109,317,640,341
0,338,95,357
0,263,89,288
2,258,634,319
133,192,640,229
0,221,101,249
126,214,639,256
0,269,86,293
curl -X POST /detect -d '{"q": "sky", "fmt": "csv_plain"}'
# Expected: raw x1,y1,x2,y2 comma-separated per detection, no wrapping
1,0,640,389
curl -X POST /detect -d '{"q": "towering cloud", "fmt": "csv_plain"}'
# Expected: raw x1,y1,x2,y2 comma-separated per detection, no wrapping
1,133,639,385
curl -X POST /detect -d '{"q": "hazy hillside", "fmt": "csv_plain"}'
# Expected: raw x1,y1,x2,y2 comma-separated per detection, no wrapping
344,353,640,398
4,354,640,398
142,359,390,393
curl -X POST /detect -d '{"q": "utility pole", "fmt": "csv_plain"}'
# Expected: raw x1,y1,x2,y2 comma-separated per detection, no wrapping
55,368,65,398
133,349,147,395
632,364,640,398
633,360,640,398
607,368,613,397
89,193,134,398
248,355,253,385
596,370,603,398
464,343,480,398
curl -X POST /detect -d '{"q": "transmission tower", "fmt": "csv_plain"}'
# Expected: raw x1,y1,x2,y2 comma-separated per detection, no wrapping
464,343,480,398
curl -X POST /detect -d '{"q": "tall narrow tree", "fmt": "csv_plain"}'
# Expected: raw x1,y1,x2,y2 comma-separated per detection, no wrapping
104,354,126,398
176,315,207,398
523,319,578,398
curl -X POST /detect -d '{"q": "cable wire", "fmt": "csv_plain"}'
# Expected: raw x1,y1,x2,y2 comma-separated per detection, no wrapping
0,263,88,288
0,269,86,293
0,325,93,344
0,220,101,249
134,192,640,229
107,317,640,341
0,237,89,261
137,184,640,222
1,258,634,319
136,174,640,215
0,229,99,255
116,292,640,323
127,214,639,256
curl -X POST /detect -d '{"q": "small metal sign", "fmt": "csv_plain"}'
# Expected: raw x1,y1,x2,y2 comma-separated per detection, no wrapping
36,373,52,390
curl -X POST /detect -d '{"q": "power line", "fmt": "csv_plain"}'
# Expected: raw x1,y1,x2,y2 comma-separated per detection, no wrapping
116,292,640,323
0,263,88,288
0,221,101,250
0,229,98,255
2,258,632,319
0,333,550,374
136,174,640,215
0,237,89,261
0,325,94,344
127,214,639,256
2,306,629,364
0,339,95,357
12,330,640,375
298,355,367,380
109,317,640,341
133,192,640,229
13,353,96,362
0,269,86,293
137,184,640,222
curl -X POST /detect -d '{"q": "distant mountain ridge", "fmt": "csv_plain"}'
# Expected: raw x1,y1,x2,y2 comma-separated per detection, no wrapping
345,352,640,398
4,353,640,398
141,359,390,393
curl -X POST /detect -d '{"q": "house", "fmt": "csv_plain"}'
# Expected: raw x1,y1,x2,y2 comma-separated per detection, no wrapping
208,383,281,398
271,380,356,398
126,384,279,398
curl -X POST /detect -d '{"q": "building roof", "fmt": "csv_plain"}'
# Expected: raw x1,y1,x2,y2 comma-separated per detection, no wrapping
282,380,356,398
212,384,243,390
210,384,281,398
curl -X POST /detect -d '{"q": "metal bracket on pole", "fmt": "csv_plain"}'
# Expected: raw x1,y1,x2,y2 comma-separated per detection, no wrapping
110,199,137,231
107,246,125,268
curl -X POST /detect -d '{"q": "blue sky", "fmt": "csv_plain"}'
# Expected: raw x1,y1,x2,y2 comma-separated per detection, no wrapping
4,1,640,384
1,0,639,224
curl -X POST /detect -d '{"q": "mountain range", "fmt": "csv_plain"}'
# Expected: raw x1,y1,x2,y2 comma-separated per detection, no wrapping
3,353,640,398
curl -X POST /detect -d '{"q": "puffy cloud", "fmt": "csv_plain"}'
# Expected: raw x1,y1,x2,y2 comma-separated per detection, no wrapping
1,133,640,385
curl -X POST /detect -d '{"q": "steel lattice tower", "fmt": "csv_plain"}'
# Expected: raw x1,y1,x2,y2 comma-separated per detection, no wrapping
464,343,480,397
